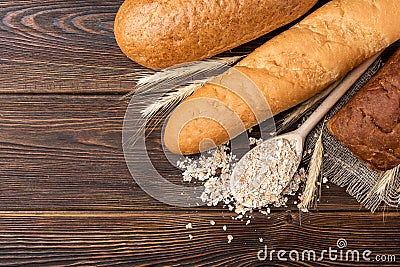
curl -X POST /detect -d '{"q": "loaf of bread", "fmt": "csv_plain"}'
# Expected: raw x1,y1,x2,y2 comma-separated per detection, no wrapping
164,0,400,155
327,48,400,171
114,0,317,69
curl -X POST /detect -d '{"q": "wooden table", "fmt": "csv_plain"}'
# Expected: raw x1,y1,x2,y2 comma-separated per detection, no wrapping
1,1,399,266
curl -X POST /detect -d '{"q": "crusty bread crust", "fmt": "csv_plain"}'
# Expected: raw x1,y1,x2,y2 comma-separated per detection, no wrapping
327,49,400,171
114,0,317,69
164,0,400,155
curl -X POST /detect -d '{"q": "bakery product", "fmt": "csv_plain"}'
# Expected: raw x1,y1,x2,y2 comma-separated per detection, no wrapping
114,0,317,69
163,0,400,155
327,48,400,171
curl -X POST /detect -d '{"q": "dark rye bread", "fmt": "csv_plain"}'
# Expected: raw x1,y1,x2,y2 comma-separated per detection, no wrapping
327,49,400,172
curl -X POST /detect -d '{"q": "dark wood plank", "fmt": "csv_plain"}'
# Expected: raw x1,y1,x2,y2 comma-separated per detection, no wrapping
1,1,399,266
0,0,255,94
1,1,398,94
0,0,337,94
0,0,147,93
0,211,398,266
0,94,394,212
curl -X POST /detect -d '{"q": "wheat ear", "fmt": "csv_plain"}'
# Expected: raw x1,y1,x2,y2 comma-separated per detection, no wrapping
362,165,400,213
122,56,244,99
123,56,244,147
298,125,324,212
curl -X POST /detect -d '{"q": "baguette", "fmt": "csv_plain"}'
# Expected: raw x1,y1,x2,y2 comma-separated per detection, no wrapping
114,0,317,69
164,0,400,155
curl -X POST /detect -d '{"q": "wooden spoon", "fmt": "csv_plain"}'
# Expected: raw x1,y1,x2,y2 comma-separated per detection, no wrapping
230,53,380,208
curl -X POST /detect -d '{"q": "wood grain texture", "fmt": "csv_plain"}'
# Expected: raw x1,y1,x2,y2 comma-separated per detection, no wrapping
0,0,255,94
0,94,390,212
1,1,400,266
0,0,145,93
0,211,398,266
1,0,397,94
0,0,334,94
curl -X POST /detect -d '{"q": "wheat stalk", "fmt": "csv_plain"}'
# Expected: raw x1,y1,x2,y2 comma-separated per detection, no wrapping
362,165,400,212
141,81,205,118
122,56,244,99
138,56,243,87
298,125,324,212
135,56,244,118
123,56,244,147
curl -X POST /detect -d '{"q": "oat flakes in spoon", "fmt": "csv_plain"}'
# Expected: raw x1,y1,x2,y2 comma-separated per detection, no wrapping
230,54,380,209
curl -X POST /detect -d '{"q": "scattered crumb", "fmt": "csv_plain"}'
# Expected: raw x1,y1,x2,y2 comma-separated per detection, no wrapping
185,223,192,229
188,234,193,240
227,235,233,243
210,220,216,226
248,137,263,146
178,145,236,185
223,225,227,231
259,238,264,243
322,177,328,184
246,220,251,225
259,210,268,216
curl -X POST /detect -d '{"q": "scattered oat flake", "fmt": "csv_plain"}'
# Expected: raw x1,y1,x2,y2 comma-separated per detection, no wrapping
259,210,268,216
246,220,251,225
227,235,233,243
223,225,227,231
177,138,303,217
210,220,216,226
185,223,192,229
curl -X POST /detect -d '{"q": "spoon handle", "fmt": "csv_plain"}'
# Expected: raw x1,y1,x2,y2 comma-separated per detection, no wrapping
296,53,381,139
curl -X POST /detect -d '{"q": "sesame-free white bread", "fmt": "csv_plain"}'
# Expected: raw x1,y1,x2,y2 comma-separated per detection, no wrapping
164,0,400,154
